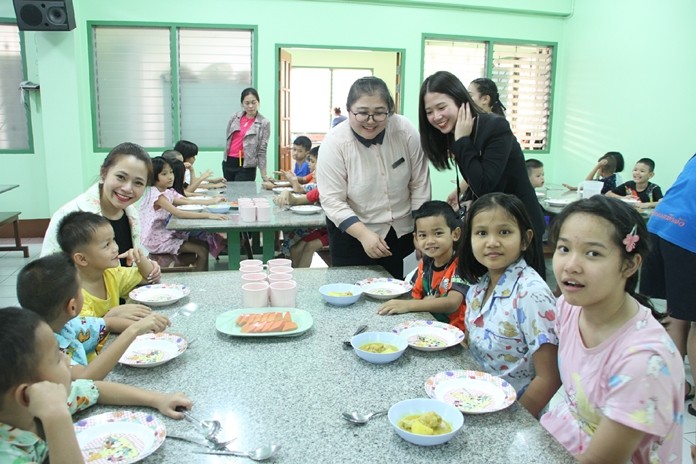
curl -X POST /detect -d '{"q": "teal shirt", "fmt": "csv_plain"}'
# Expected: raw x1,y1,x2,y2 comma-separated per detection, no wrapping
0,379,99,463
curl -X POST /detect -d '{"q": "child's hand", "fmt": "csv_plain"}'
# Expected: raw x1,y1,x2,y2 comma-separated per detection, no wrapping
155,392,193,419
261,181,276,190
214,196,227,204
272,170,286,180
106,304,152,321
25,381,71,421
207,213,227,220
274,191,292,208
377,300,410,315
129,313,170,335
147,260,162,283
562,183,578,191
118,248,146,267
200,170,213,180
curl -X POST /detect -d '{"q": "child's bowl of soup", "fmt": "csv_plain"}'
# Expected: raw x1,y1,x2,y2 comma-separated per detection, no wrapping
319,283,362,306
350,332,407,364
388,398,464,446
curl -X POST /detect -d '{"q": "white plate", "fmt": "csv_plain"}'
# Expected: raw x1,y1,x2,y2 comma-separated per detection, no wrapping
75,411,166,463
194,188,207,193
177,204,205,212
129,284,190,307
119,333,187,367
535,190,546,199
355,277,412,300
273,181,291,187
272,187,294,194
187,196,211,201
424,370,516,414
391,320,465,351
545,198,575,207
290,205,322,215
621,197,640,204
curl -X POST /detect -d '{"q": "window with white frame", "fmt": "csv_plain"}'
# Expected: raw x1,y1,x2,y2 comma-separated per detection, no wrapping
290,67,371,134
0,24,30,151
91,25,253,150
424,38,554,151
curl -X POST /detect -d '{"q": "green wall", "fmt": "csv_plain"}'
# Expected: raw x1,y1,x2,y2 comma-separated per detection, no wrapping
1,0,693,222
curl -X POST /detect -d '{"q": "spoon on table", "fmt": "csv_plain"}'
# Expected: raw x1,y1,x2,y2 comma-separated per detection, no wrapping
177,408,221,441
194,444,281,461
168,433,236,450
343,324,368,348
341,410,387,425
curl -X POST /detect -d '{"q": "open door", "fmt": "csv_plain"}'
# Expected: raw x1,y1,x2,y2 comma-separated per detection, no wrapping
278,49,292,172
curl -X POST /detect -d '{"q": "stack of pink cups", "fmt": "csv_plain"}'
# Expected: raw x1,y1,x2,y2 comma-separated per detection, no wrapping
240,258,297,307
253,197,271,222
238,198,256,222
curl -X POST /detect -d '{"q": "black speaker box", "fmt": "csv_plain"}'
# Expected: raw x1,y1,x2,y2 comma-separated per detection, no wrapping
12,0,76,31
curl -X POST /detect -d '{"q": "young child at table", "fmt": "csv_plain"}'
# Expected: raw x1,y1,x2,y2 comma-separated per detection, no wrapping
526,158,545,189
273,148,327,267
606,157,663,209
139,157,227,272
17,253,169,380
563,151,622,194
377,201,467,332
174,140,226,190
458,193,559,417
266,145,318,190
57,211,155,320
291,136,311,177
540,195,683,463
0,307,192,463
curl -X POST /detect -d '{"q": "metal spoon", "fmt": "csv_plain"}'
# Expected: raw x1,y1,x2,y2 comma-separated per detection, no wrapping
194,444,281,461
343,324,368,348
178,409,221,441
168,433,236,450
341,410,387,425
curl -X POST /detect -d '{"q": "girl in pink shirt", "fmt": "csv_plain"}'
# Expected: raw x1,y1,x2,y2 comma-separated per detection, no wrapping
541,196,683,463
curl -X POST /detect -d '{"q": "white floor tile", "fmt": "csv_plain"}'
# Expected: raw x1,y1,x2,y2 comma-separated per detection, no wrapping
683,439,694,464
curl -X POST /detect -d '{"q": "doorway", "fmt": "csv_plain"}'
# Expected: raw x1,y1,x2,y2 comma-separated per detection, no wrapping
276,46,403,171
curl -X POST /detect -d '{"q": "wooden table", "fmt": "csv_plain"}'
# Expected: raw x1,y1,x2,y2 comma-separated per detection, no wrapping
0,184,29,257
167,182,325,269
82,267,574,463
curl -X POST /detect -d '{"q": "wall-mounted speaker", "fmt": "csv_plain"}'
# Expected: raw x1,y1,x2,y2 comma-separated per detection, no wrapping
12,0,76,32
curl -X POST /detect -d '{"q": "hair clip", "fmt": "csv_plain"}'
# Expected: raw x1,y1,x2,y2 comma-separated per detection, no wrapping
623,225,639,252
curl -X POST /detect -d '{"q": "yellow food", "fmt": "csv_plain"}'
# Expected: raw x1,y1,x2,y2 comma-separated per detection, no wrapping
359,342,398,354
398,412,452,436
328,291,353,297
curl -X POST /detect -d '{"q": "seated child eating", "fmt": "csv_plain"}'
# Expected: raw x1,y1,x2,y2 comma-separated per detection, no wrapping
0,307,191,463
273,148,327,267
606,157,663,208
57,211,156,319
526,158,545,189
17,253,169,380
377,201,467,332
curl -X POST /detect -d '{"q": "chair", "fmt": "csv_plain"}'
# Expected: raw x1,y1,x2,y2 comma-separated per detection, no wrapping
0,212,29,257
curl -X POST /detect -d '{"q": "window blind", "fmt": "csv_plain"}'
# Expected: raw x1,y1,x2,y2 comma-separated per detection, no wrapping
0,24,29,151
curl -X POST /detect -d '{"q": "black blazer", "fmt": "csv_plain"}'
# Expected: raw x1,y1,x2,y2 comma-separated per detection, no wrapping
451,113,546,244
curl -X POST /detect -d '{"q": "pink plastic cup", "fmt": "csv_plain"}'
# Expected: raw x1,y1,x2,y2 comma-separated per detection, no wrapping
240,259,263,267
267,258,292,269
268,272,293,283
239,204,256,222
269,265,293,275
240,265,264,274
241,272,267,283
256,204,271,222
270,280,297,307
242,281,269,308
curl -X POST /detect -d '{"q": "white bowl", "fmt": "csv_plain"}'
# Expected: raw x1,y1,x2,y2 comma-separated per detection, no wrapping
388,398,464,446
319,283,363,306
350,332,407,364
207,204,231,213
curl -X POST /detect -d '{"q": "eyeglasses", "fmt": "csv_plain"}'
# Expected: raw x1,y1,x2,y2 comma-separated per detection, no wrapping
350,111,390,123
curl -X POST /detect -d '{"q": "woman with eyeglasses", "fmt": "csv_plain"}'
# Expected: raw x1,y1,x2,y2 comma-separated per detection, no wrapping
419,71,546,278
316,76,431,279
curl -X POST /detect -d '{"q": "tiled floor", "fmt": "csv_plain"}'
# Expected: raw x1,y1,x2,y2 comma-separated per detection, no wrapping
0,238,692,462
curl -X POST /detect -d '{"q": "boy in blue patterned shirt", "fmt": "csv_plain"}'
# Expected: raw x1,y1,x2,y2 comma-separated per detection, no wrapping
17,253,169,381
0,307,191,463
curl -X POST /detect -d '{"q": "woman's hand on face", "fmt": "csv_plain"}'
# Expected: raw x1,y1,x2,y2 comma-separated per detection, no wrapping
454,102,475,141
359,230,392,259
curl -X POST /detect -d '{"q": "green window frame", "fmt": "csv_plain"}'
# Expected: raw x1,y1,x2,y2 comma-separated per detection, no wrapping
88,22,256,152
423,35,556,153
0,21,33,153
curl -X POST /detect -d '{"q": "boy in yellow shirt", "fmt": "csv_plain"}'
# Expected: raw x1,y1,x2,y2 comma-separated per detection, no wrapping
57,211,155,319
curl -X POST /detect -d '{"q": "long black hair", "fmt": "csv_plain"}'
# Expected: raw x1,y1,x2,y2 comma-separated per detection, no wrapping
470,78,507,117
419,71,484,171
